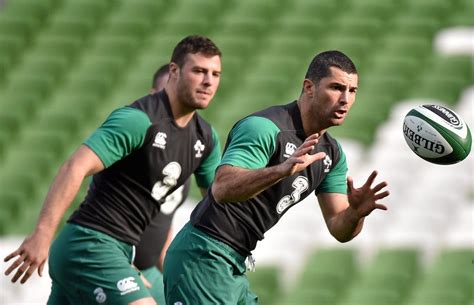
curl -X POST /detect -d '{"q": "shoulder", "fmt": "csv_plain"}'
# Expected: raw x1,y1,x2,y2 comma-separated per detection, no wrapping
232,115,280,136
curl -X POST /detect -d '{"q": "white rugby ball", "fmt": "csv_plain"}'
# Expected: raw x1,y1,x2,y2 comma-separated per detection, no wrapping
403,104,472,165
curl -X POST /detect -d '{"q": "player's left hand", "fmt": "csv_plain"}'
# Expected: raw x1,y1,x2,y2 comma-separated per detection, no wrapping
347,170,389,218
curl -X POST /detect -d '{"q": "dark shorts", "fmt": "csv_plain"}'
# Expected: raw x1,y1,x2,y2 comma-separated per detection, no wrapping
141,266,165,304
47,223,151,305
163,222,258,305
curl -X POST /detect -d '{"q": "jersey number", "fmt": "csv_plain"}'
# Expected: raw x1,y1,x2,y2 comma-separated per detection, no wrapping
151,162,182,203
276,176,308,214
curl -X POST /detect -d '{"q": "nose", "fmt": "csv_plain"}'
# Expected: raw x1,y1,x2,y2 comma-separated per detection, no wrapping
339,90,349,104
203,72,213,87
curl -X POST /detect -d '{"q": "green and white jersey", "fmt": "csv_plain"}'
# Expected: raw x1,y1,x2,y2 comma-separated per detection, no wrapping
191,101,347,255
69,91,221,245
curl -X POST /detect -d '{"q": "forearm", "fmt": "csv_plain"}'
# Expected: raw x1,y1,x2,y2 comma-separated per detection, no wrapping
34,160,87,242
327,206,364,243
212,164,288,202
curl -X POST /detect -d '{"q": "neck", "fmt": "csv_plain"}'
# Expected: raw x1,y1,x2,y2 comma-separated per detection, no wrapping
297,98,327,137
164,87,195,128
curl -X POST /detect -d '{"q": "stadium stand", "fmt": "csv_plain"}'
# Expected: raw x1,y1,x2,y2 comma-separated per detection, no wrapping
0,0,472,303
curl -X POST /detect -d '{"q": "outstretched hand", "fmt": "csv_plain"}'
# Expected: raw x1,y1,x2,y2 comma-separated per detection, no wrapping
281,133,327,176
347,170,390,218
4,233,50,284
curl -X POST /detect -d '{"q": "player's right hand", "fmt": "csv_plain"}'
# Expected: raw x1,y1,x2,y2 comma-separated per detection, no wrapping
281,133,327,176
4,232,49,284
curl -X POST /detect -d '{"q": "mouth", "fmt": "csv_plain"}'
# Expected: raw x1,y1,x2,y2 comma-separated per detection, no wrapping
334,109,347,119
196,90,212,97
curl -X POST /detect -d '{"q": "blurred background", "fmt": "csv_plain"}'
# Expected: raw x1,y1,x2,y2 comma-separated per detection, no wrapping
0,0,472,304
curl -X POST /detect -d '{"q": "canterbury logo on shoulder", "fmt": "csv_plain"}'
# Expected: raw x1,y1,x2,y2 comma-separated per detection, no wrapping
117,277,140,295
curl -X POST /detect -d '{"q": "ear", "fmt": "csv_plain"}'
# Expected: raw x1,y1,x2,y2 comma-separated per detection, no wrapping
302,79,315,97
169,62,179,79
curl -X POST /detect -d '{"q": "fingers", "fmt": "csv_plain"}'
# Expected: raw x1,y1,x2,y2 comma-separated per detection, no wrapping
373,181,388,193
38,261,45,277
4,254,26,276
374,203,388,211
309,152,326,162
19,262,38,284
4,249,21,262
11,260,37,283
364,170,378,188
374,190,390,201
347,176,354,192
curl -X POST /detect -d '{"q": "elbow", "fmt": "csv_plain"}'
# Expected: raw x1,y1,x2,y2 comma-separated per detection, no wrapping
332,234,354,243
211,183,225,203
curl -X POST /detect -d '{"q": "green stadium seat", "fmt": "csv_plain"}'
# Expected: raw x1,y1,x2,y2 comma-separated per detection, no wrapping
403,0,454,18
341,289,401,305
404,249,473,305
215,15,267,38
0,0,51,26
447,10,474,27
225,0,281,20
390,15,441,38
56,0,109,25
287,0,337,19
368,54,419,78
34,34,83,62
115,0,164,20
212,35,256,58
247,266,281,305
273,16,326,40
6,73,55,99
345,0,396,18
46,15,95,41
264,36,317,58
102,16,151,39
378,34,432,58
85,34,137,62
160,15,210,37
331,16,383,40
17,54,69,83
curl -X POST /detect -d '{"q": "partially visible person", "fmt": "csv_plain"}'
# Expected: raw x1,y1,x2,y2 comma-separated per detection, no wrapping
4,35,222,305
163,50,390,305
134,63,192,304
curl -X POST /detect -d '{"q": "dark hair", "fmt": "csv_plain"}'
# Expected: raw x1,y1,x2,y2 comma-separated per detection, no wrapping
171,35,221,68
152,64,169,89
305,50,357,84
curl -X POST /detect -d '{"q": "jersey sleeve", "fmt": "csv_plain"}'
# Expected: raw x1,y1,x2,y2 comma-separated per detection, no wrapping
194,126,221,188
84,107,151,168
316,141,348,194
220,116,280,169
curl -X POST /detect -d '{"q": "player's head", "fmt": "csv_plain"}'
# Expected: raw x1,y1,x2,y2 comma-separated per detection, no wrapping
304,50,357,85
150,64,170,94
170,35,222,68
301,51,358,129
168,35,222,110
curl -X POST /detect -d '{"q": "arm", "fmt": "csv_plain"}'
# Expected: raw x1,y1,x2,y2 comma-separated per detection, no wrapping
157,228,174,272
212,133,326,202
4,145,104,283
317,170,389,242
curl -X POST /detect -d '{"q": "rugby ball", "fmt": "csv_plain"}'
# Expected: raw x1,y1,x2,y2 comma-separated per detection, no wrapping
403,104,472,165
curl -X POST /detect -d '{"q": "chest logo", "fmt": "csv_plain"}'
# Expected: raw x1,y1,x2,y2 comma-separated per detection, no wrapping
323,155,332,173
283,142,297,158
276,176,308,214
194,139,205,158
153,132,167,149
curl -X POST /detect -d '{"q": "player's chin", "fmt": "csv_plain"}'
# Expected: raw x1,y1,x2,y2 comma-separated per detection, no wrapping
331,117,346,126
192,98,212,109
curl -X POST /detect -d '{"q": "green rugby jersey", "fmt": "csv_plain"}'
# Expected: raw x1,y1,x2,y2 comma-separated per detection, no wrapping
191,101,347,255
69,91,221,245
